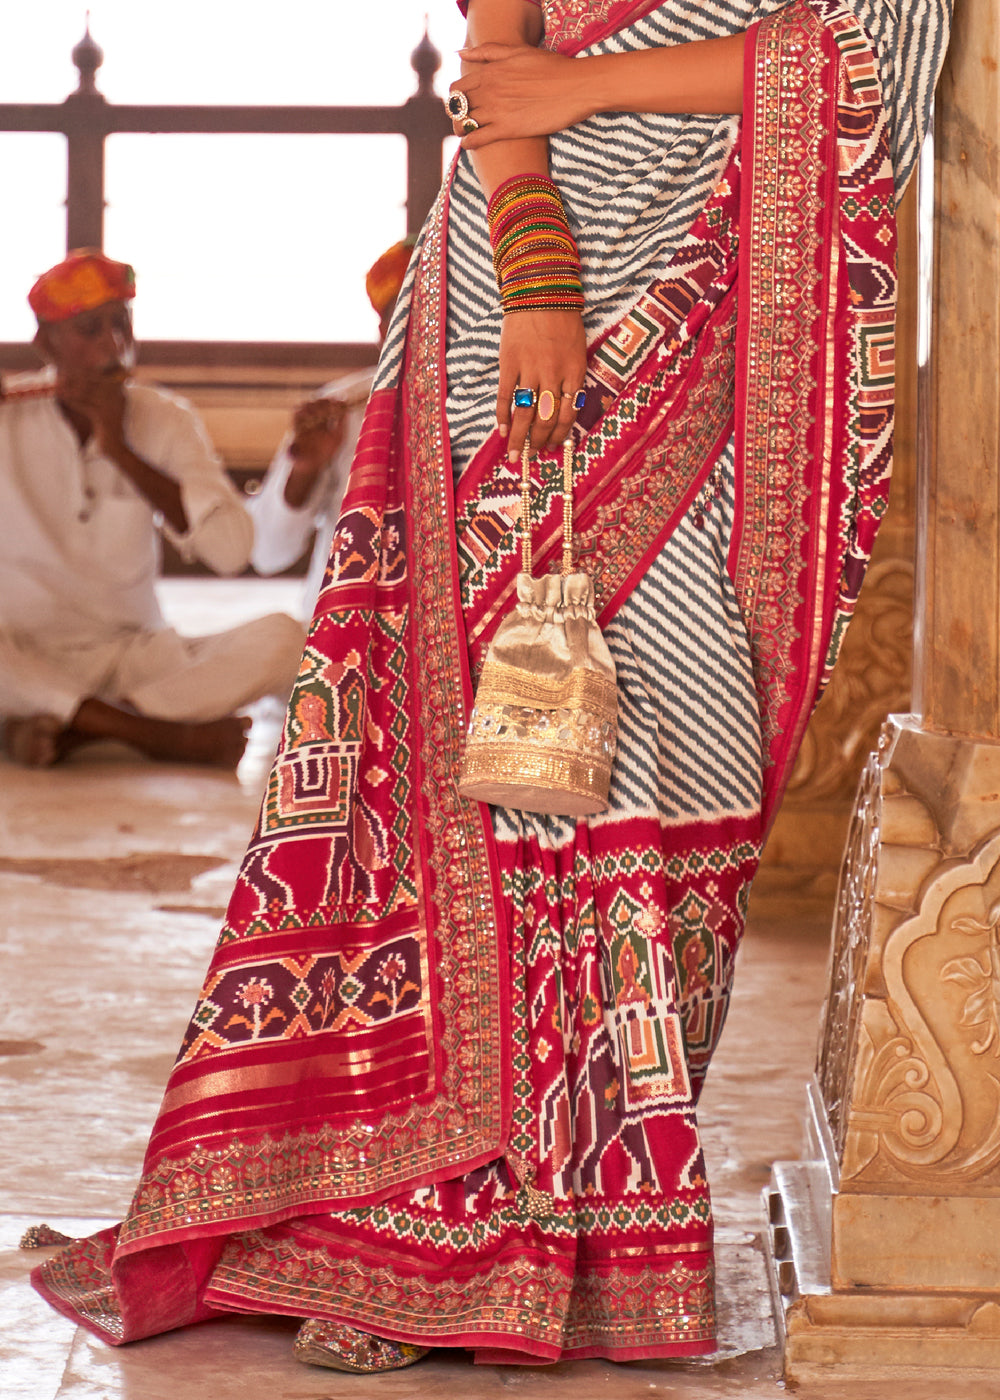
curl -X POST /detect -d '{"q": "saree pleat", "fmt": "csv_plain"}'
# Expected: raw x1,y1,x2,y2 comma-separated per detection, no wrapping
199,811,760,1361
34,0,950,1363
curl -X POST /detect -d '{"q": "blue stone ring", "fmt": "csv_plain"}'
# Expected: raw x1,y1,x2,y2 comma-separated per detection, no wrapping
562,389,587,410
512,386,537,410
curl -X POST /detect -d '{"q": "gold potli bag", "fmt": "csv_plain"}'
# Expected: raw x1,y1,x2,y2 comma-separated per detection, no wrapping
458,440,618,816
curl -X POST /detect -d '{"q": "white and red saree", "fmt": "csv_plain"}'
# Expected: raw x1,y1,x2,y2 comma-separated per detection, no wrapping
35,0,948,1363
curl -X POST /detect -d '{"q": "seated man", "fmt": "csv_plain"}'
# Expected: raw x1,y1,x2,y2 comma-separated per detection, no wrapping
0,249,305,769
249,239,414,617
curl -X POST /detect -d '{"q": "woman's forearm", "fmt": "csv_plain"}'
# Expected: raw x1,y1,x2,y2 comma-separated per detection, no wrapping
464,0,549,197
583,32,746,116
457,28,746,150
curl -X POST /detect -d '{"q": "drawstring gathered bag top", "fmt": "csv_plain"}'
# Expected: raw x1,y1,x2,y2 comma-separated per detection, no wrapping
458,438,618,817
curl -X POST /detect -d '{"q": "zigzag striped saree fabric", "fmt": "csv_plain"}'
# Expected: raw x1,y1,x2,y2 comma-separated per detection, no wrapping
35,0,948,1363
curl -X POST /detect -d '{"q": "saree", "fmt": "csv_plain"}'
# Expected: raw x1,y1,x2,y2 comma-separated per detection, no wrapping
34,0,949,1364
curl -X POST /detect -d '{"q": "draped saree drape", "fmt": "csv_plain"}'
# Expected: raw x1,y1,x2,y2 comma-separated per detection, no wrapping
34,0,949,1364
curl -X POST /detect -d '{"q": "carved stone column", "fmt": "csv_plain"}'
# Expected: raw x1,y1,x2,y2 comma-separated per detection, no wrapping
764,0,1000,1380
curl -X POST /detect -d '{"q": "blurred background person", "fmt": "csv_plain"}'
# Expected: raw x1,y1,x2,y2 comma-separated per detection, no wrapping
0,249,305,769
249,238,414,617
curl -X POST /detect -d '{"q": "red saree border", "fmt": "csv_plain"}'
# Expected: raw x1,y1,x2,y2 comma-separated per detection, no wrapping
579,291,737,627
732,0,897,830
458,0,669,55
110,189,513,1256
540,0,671,53
732,0,840,825
200,1225,716,1361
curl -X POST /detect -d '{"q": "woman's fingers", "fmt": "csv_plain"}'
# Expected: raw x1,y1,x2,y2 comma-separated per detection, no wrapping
529,374,584,454
457,118,488,141
503,380,586,461
497,372,551,464
507,395,538,464
548,386,582,448
447,74,486,137
457,42,523,64
498,312,587,461
496,362,518,443
454,46,584,147
528,386,562,455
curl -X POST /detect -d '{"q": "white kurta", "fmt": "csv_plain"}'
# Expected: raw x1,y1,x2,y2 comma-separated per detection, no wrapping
249,369,373,619
0,382,305,724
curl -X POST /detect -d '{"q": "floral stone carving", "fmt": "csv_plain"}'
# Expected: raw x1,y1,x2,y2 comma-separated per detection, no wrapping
836,810,1000,1187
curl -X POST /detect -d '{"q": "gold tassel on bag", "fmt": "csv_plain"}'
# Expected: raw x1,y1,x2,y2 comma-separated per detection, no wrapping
458,439,618,817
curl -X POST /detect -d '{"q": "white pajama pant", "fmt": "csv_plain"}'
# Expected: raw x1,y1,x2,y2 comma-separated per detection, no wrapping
0,614,306,726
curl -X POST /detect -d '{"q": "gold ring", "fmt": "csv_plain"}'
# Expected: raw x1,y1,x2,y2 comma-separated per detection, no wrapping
462,117,480,135
537,389,557,422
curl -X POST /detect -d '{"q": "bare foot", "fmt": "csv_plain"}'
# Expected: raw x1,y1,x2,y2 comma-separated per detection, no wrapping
13,700,254,771
162,716,252,769
64,709,252,769
4,715,68,767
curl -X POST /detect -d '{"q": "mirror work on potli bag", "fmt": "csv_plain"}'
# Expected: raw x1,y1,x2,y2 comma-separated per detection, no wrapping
458,440,618,816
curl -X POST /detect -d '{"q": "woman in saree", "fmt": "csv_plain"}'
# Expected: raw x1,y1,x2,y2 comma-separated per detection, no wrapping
33,0,949,1373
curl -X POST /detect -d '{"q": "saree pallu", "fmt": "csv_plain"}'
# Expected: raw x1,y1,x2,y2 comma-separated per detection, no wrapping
35,0,929,1363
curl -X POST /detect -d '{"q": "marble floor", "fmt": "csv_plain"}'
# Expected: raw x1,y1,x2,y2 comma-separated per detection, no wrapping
0,582,988,1399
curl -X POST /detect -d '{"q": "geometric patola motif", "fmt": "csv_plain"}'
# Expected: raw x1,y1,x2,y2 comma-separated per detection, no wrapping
178,937,424,1061
263,746,353,835
594,305,663,380
605,885,691,1106
858,320,894,389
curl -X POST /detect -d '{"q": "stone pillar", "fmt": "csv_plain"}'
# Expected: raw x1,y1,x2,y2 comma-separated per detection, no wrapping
64,23,107,251
914,0,1000,733
403,27,452,236
764,0,1000,1381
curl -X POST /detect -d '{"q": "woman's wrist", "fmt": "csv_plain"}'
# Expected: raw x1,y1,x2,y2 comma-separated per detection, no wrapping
487,174,585,315
552,54,607,127
581,54,625,116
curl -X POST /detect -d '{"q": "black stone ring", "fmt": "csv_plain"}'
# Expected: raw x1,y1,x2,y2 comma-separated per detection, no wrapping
447,90,470,121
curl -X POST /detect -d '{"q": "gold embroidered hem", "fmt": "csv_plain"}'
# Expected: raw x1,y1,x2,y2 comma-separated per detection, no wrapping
293,1318,430,1373
203,1222,718,1363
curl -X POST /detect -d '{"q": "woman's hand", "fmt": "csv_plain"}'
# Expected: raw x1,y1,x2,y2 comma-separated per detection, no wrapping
497,309,587,463
452,43,594,148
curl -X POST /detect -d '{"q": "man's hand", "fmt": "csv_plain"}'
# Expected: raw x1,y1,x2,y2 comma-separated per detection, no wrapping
56,366,128,455
56,366,189,534
284,399,347,509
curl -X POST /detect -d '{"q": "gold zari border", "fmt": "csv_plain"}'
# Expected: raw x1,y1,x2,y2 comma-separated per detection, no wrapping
473,663,618,713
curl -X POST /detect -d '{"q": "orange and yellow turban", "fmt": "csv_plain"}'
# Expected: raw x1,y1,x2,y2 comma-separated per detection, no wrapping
28,249,136,324
365,238,416,316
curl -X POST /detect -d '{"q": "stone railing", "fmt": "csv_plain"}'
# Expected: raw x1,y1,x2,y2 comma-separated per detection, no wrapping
0,21,452,376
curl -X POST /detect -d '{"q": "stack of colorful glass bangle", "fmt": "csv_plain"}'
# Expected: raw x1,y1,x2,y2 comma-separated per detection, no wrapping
487,174,585,316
